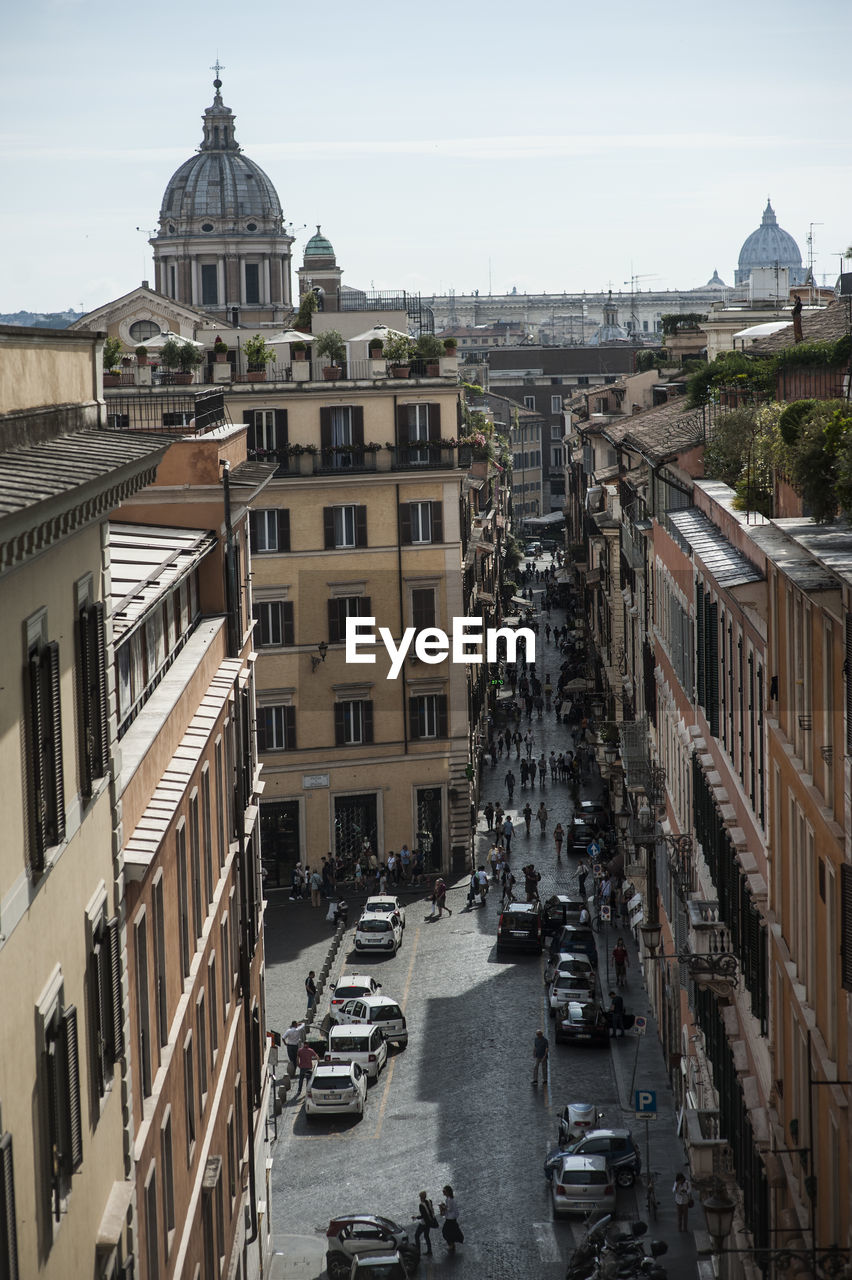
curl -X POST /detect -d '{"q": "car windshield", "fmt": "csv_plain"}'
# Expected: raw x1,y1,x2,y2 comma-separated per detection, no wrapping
367,901,394,913
359,919,390,933
331,1033,370,1052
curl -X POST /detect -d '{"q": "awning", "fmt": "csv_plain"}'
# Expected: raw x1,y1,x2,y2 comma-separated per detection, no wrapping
525,510,565,527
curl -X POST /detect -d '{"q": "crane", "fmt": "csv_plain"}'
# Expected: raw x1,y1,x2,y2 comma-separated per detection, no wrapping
623,273,659,337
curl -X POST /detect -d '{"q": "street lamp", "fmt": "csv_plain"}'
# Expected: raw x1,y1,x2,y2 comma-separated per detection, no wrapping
614,803,631,838
701,1182,736,1255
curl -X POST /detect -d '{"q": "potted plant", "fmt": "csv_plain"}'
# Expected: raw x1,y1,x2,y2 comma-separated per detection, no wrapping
416,332,444,376
242,334,275,381
294,289,318,333
383,332,414,377
159,337,182,382
102,336,123,386
135,344,149,366
213,336,228,363
368,339,384,357
291,340,307,361
443,336,458,354
175,341,204,384
313,328,347,381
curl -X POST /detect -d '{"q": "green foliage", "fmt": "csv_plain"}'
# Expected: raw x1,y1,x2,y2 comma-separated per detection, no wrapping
295,290,318,331
775,333,851,370
102,336,123,372
382,332,415,363
443,337,458,351
786,401,852,523
159,338,182,370
178,342,204,372
686,336,852,410
415,332,444,360
778,399,816,446
313,328,347,364
213,336,228,353
636,349,657,372
503,533,523,576
242,334,275,367
660,313,706,336
704,403,784,517
135,345,148,358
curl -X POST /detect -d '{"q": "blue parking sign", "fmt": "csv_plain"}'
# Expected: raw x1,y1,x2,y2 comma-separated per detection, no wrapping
635,1090,657,1120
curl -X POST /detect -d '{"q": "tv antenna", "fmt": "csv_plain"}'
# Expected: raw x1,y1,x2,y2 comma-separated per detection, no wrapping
624,272,658,336
806,222,823,282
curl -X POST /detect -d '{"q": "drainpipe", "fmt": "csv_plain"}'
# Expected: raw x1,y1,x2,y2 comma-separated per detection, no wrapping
396,480,408,756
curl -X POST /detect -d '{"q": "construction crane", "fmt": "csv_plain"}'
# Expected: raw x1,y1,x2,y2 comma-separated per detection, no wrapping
623,273,659,336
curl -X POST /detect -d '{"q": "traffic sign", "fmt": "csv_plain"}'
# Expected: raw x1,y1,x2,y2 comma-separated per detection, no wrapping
600,904,611,922
635,1089,657,1120
633,1015,647,1036
588,841,601,858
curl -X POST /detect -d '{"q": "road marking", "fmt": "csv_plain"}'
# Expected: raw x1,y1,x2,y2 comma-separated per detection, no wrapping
369,924,420,1140
532,1220,561,1262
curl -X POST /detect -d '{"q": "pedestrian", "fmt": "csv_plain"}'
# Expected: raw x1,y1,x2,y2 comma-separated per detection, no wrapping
612,937,629,988
294,1040,319,1096
538,753,547,786
609,989,625,1037
549,750,557,780
435,877,452,917
466,870,479,910
309,867,322,908
544,623,551,643
501,867,517,906
502,815,515,856
414,1191,438,1257
484,800,495,831
439,1187,464,1253
532,1029,549,1084
476,865,489,903
305,971,317,1017
528,759,537,788
400,844,412,881
505,768,516,802
513,730,522,759
525,730,534,759
354,859,363,890
577,858,590,899
426,885,437,920
536,802,548,836
497,731,505,758
673,1172,693,1232
282,1020,305,1071
524,864,542,902
520,758,529,789
554,822,564,859
522,802,533,836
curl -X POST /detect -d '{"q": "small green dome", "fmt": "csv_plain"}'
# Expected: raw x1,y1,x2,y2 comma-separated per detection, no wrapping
304,225,335,262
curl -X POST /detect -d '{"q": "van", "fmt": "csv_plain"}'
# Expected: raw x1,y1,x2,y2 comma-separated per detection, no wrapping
497,901,544,953
326,1024,388,1080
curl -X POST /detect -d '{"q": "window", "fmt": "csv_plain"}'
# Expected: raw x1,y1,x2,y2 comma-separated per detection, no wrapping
551,395,562,413
221,916,231,1012
160,1109,175,1254
144,1164,159,1280
196,995,208,1109
76,600,108,798
323,505,367,549
328,595,371,643
190,792,203,943
396,402,440,461
320,406,364,467
130,319,160,343
400,501,443,545
135,916,152,1099
90,915,123,1098
0,1131,19,1279
523,395,535,409
256,705,296,752
245,263,260,304
214,736,226,871
44,999,83,1220
227,1109,236,1204
200,265,218,306
249,509,290,554
408,693,448,740
253,599,294,648
208,954,218,1059
577,376,589,387
25,627,65,870
184,1033,196,1162
177,823,190,980
201,767,213,907
551,423,563,439
411,588,436,630
334,700,374,746
244,409,286,459
150,874,168,1052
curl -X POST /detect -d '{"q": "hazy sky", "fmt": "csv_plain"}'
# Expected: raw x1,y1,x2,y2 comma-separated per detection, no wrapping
2,0,850,313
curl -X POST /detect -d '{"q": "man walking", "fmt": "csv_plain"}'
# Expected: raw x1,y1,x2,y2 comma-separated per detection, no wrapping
502,815,515,856
522,802,533,836
294,1040,319,1096
305,971,317,1018
532,1029,549,1084
505,768,516,803
282,1020,305,1072
484,800,495,832
609,989,625,1037
577,857,590,899
525,730,534,759
414,1190,438,1257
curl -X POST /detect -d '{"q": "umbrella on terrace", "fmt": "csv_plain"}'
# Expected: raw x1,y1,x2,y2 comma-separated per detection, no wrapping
144,330,204,349
266,329,318,345
347,323,411,344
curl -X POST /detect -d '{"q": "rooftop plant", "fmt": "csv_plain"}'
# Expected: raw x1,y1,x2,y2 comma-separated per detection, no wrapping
242,334,275,368
103,336,123,372
313,328,347,366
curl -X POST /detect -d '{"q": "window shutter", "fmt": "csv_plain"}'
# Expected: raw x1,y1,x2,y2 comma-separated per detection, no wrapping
283,706,296,750
361,596,371,620
45,642,65,848
362,701,374,744
352,406,364,447
282,602,294,647
355,506,367,547
0,1131,19,1280
276,509,290,552
92,938,108,1095
323,508,335,550
106,917,123,1061
430,502,444,543
427,403,441,440
249,511,259,551
320,408,332,452
328,599,341,644
846,616,852,755
77,610,93,800
273,409,288,452
334,704,345,747
92,603,108,777
58,1006,83,1175
706,598,719,738
437,695,449,738
256,708,268,754
696,582,705,708
28,650,47,869
842,864,852,992
243,410,256,453
399,504,412,545
251,602,263,645
408,697,421,740
396,405,410,446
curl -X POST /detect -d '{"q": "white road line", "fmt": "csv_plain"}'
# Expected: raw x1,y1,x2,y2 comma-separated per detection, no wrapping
532,1220,562,1262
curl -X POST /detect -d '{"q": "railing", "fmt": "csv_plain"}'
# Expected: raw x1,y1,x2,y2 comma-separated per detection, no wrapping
246,448,291,475
102,389,228,435
313,447,378,474
390,445,456,470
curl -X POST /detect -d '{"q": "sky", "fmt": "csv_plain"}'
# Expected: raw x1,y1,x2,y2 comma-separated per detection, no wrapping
1,0,850,314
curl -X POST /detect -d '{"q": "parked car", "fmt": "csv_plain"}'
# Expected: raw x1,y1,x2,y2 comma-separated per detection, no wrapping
549,1153,616,1217
334,995,408,1047
542,894,586,935
549,924,598,966
576,799,611,825
544,950,596,988
565,1129,642,1187
325,1215,420,1280
364,894,406,928
330,974,382,1016
355,911,403,955
304,1061,367,1119
570,819,601,858
350,1253,411,1279
496,901,544,954
326,1023,388,1080
548,972,596,1016
557,1102,602,1146
524,541,543,557
554,1000,610,1046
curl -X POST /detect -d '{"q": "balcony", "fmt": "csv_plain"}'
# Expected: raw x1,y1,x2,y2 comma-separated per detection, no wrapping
390,445,457,470
103,389,227,435
687,900,731,958
246,448,291,477
313,447,378,474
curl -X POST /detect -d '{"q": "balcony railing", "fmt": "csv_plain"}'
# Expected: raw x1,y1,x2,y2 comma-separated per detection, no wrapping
390,445,457,470
687,899,731,958
246,448,291,476
313,447,378,474
102,389,227,435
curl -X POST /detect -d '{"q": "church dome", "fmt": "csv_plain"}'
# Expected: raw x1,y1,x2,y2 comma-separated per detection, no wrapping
158,78,283,234
735,201,805,286
304,226,336,264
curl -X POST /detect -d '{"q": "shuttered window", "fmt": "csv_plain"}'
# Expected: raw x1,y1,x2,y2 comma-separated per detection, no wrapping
400,502,444,545
77,602,108,798
696,581,705,708
846,616,852,755
243,408,287,458
705,598,719,737
91,915,123,1098
334,700,374,746
252,601,294,647
408,694,448,740
842,865,852,992
249,509,290,553
412,589,436,630
0,1131,19,1280
26,639,65,870
323,506,367,549
328,596,371,644
46,1005,82,1220
256,706,296,752
395,402,441,445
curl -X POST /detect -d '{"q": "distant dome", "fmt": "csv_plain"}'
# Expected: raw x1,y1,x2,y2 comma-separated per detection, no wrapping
588,290,631,346
304,225,336,264
734,200,807,286
704,269,727,289
158,78,283,233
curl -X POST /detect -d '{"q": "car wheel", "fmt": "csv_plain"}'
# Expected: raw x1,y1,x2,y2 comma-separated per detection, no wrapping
401,1245,420,1270
616,1167,635,1188
327,1258,349,1280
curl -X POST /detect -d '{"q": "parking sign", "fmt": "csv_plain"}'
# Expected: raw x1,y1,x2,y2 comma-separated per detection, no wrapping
600,904,611,922
635,1089,657,1120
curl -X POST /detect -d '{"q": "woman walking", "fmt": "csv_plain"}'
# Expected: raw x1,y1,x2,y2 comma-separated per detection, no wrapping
536,802,548,837
440,1187,464,1254
673,1172,692,1232
553,822,564,860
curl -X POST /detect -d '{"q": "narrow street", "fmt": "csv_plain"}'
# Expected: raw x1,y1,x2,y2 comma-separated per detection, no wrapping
265,555,700,1279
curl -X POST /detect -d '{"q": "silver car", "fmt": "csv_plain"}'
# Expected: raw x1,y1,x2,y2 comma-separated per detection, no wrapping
305,1061,367,1119
550,1154,615,1217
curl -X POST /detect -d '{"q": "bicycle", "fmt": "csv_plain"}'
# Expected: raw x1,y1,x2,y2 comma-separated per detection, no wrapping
645,1169,659,1222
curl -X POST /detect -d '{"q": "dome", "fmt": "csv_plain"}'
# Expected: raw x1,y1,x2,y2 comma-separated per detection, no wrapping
734,200,806,286
588,290,631,346
158,78,283,233
304,225,336,263
704,269,727,289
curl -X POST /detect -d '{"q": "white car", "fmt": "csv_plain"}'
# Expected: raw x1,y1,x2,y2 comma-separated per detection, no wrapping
550,1154,615,1217
548,972,596,1016
544,950,596,988
326,1023,388,1080
305,1060,367,1118
355,912,403,955
330,974,382,1017
364,895,406,928
334,995,408,1047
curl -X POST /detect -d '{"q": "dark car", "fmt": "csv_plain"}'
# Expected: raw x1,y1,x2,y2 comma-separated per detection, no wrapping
542,894,586,935
549,923,598,966
577,799,610,824
497,902,544,954
571,820,601,858
566,1128,642,1187
554,1000,610,1047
